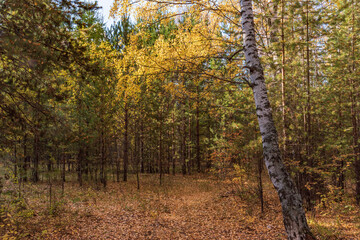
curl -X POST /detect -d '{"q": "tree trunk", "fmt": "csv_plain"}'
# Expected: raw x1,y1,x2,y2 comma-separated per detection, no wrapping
62,153,65,196
134,120,141,190
351,51,360,205
123,103,129,182
196,95,201,172
181,106,187,175
351,0,360,205
140,121,145,174
334,98,345,193
100,125,106,188
172,111,176,175
187,115,192,174
77,145,84,186
116,138,121,182
159,118,163,185
14,143,17,178
258,156,264,214
32,130,39,182
167,131,171,174
280,0,288,160
23,132,28,182
304,0,314,210
240,1,314,239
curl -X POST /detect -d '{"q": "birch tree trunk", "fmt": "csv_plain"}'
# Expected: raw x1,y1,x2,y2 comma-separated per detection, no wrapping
240,0,314,239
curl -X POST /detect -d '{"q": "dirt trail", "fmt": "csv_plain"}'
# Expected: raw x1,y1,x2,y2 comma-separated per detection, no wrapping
29,176,286,240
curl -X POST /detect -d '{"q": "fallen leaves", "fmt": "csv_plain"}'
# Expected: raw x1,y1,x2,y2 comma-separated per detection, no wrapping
13,174,360,240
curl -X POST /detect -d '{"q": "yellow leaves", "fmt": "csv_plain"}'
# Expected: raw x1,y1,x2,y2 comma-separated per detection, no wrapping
111,0,131,18
110,1,239,104
115,46,142,102
116,74,141,101
305,182,312,191
86,41,117,68
116,27,215,99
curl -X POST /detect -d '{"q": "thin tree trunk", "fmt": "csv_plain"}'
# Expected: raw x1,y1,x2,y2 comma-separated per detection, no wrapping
336,93,345,190
140,121,144,174
240,1,314,239
351,0,360,205
187,115,192,174
14,143,17,178
258,156,264,214
100,125,106,188
123,103,129,182
33,131,39,182
172,111,176,175
23,132,28,182
167,132,171,174
76,76,84,187
77,146,83,186
32,87,41,183
351,78,359,202
61,154,65,196
135,121,141,190
196,93,201,172
281,0,287,159
116,138,120,182
304,0,313,210
182,106,187,175
136,130,140,190
159,110,163,185
84,146,89,179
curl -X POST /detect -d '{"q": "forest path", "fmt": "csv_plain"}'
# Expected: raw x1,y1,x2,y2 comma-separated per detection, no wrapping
24,174,359,239
26,174,286,239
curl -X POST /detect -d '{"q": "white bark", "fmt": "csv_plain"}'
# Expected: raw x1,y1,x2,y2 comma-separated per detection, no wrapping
240,0,314,239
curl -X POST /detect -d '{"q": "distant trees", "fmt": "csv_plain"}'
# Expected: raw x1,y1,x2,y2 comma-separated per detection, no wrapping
324,0,359,203
0,0,99,183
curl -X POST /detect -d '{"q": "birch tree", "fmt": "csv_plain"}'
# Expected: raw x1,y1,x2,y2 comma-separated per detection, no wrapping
240,0,314,239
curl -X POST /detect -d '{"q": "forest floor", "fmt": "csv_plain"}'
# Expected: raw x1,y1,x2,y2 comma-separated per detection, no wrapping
3,173,360,239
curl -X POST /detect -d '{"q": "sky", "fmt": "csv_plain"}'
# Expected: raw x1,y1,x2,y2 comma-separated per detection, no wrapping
96,0,115,27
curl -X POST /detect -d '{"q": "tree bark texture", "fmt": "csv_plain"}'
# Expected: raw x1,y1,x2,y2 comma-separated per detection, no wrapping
240,0,314,239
